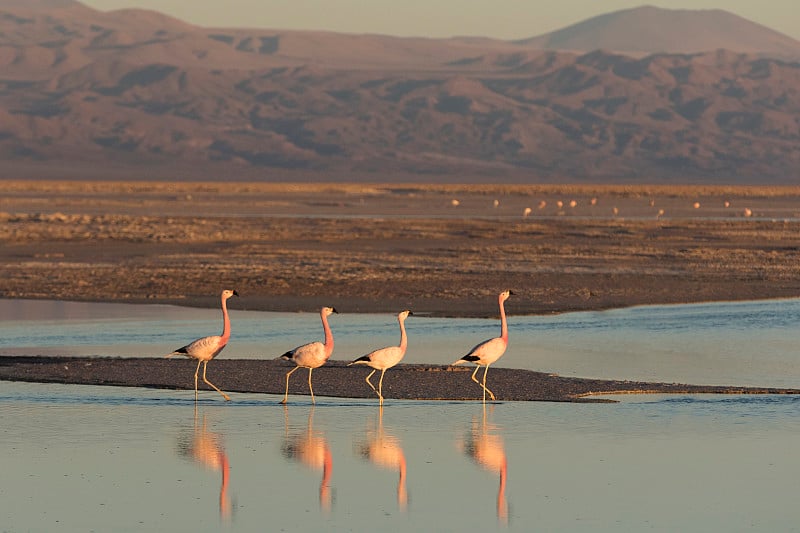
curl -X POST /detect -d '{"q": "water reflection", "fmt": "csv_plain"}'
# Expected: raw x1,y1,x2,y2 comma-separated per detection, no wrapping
175,407,232,519
4,382,800,532
281,406,333,512
355,407,408,511
459,405,508,524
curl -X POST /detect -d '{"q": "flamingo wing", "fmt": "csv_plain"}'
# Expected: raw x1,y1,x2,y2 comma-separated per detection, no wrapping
284,341,327,367
170,335,224,359
461,336,507,364
370,346,406,369
352,345,405,369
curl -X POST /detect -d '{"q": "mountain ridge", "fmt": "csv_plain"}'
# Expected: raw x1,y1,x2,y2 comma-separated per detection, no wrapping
0,1,799,183
517,5,800,58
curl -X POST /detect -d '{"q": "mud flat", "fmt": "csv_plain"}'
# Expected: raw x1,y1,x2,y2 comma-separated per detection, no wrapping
1,356,798,403
2,181,800,316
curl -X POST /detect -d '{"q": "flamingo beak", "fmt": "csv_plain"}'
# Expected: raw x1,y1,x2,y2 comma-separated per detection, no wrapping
233,290,240,297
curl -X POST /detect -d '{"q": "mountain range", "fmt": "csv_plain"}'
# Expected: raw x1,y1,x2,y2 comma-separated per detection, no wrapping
1,1,799,182
519,5,800,57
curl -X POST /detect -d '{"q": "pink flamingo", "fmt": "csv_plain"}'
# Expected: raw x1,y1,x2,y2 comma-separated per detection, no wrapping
358,407,408,510
279,306,338,404
452,290,513,402
165,289,238,401
348,310,412,405
178,410,232,518
282,407,333,511
461,406,508,523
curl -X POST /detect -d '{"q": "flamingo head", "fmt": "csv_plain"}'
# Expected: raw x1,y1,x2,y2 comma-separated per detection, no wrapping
398,310,412,321
222,289,239,299
499,290,514,301
322,306,338,317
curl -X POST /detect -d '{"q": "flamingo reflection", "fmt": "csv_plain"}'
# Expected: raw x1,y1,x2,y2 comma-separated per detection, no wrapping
176,408,231,519
459,405,508,524
356,407,407,510
281,406,333,511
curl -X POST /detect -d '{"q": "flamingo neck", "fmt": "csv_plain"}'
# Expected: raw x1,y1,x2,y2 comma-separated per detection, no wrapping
398,317,408,352
321,311,334,355
220,454,230,516
498,459,508,523
499,296,508,342
322,447,333,483
398,456,408,509
220,295,231,342
320,447,333,510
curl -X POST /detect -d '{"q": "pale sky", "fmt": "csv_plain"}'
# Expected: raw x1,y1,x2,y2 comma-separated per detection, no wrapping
79,0,799,40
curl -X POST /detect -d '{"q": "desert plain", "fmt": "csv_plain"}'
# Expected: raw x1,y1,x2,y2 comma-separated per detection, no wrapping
2,180,800,317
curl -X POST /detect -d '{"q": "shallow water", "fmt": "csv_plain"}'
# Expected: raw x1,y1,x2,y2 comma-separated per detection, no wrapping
1,382,798,532
1,298,799,388
2,299,800,531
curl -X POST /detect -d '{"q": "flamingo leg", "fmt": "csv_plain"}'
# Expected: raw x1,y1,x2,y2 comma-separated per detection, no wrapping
377,369,387,405
364,369,378,395
482,364,495,402
469,364,495,402
202,361,231,401
308,367,315,404
281,366,300,404
193,359,203,401
470,365,482,398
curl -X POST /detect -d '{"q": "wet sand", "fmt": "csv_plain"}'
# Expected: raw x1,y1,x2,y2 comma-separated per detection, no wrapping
2,356,798,403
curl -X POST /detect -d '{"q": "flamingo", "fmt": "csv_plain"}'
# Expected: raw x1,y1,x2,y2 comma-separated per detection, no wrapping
282,406,333,511
358,407,407,510
177,409,231,518
452,290,513,402
460,405,508,523
165,289,238,401
348,310,411,405
279,306,338,404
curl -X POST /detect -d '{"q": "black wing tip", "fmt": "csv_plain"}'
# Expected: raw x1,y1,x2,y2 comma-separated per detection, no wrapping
461,355,481,362
279,351,294,360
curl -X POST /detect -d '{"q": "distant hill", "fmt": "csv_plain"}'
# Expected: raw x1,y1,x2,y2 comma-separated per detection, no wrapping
517,5,800,58
0,1,799,183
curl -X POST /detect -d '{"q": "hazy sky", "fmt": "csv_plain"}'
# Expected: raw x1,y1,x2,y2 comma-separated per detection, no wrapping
79,1,799,40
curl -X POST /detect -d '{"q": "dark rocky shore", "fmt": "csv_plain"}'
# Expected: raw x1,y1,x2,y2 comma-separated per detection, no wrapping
2,356,798,403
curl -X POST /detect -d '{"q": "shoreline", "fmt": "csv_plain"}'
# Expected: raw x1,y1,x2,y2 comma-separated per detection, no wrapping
3,293,799,318
2,356,798,403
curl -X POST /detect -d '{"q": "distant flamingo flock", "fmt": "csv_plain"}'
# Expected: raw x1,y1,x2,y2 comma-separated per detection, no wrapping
165,289,514,403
